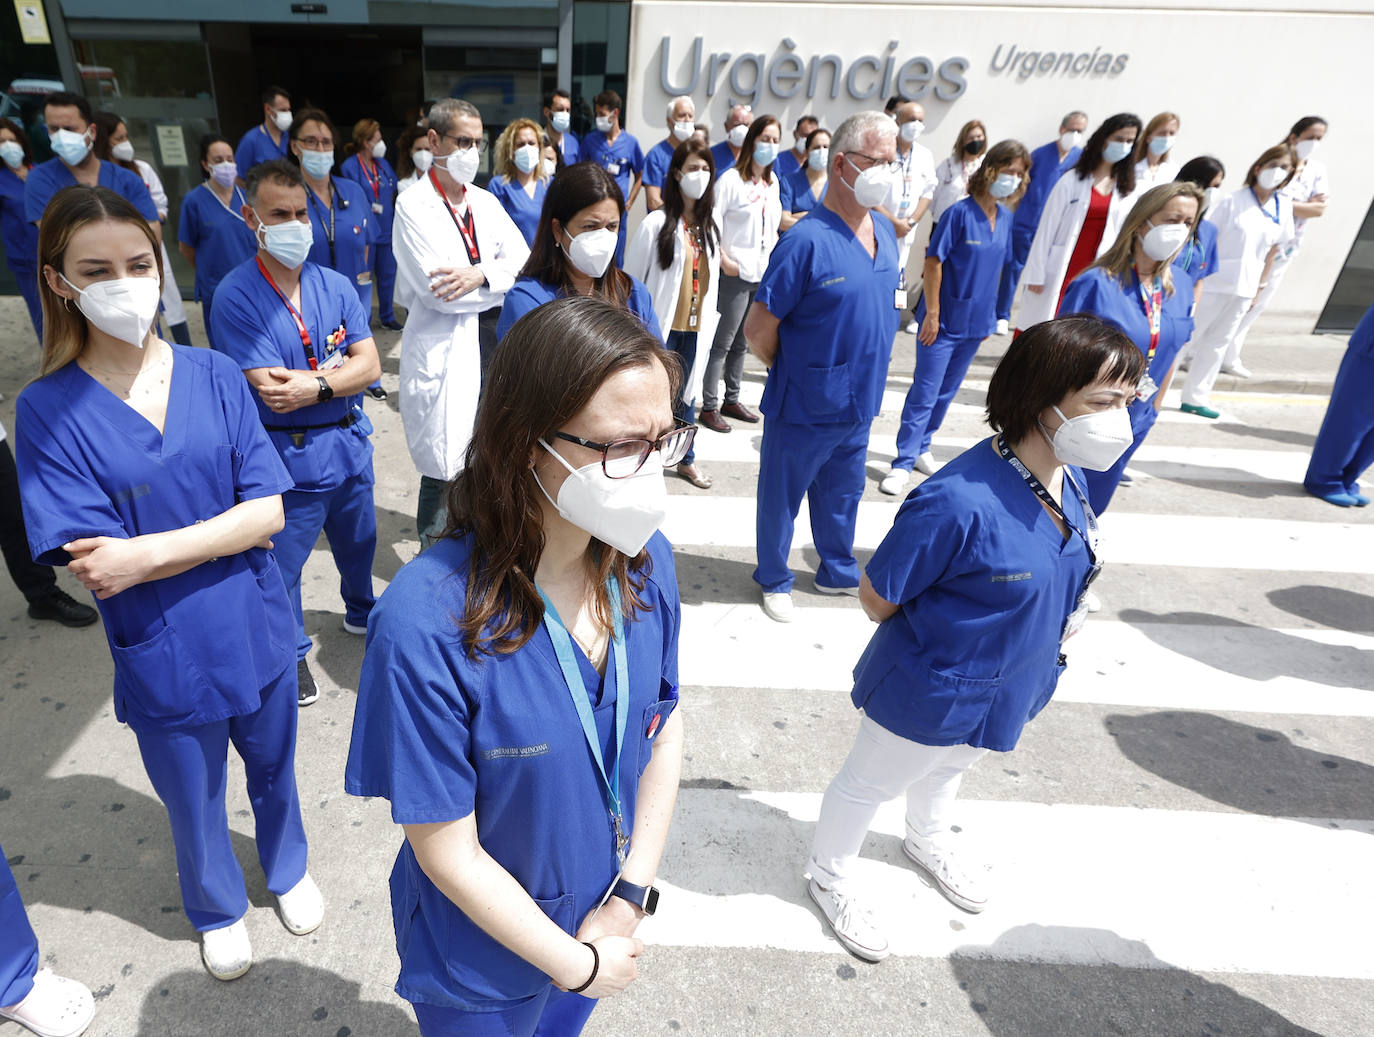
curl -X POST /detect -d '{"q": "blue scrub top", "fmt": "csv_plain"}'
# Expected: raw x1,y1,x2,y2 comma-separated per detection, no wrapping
709,141,737,181
857,438,1092,751
15,346,295,731
235,124,289,176
1012,139,1081,238
497,275,662,342
305,177,374,287
177,182,258,303
1172,218,1219,285
581,130,644,200
642,139,676,189
487,175,549,247
774,148,803,179
210,259,374,492
780,168,826,215
756,203,899,424
338,153,398,244
24,157,158,224
553,131,581,165
0,165,38,272
1060,266,1195,390
344,531,680,1009
915,195,1013,340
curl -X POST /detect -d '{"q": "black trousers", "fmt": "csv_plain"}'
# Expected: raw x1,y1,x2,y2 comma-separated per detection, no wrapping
0,440,58,603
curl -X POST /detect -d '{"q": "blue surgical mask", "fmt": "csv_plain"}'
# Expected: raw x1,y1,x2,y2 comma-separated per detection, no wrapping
299,149,333,179
808,147,829,171
254,211,314,269
551,112,571,134
989,173,1021,199
1103,140,1133,164
514,143,540,174
753,141,778,168
50,128,92,166
1149,135,1175,156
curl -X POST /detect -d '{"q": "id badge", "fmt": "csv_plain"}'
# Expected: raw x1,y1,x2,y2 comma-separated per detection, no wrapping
1061,602,1088,642
607,162,620,175
894,288,907,310
318,348,347,371
688,313,698,328
372,202,384,214
1137,374,1159,404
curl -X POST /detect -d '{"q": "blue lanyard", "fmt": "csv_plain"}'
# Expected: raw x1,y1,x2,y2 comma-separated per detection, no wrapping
1250,187,1281,225
538,576,631,866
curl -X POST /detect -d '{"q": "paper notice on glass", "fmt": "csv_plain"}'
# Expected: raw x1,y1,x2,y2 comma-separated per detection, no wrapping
15,1,51,44
156,125,188,167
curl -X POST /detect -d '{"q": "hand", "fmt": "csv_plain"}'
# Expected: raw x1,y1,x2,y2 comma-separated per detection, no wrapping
581,936,644,999
64,536,154,598
918,311,941,346
257,368,322,414
573,894,642,945
1025,284,1044,295
719,253,740,278
892,216,914,237
428,265,484,302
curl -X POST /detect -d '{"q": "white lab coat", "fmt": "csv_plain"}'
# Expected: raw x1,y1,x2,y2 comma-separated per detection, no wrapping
133,157,188,326
1017,171,1142,327
392,178,529,480
713,168,781,283
1133,156,1179,189
624,209,723,407
930,153,982,224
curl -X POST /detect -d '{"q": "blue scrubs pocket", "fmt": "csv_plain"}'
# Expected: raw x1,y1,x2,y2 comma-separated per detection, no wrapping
912,666,1002,740
938,296,978,339
110,623,216,725
446,892,575,999
799,363,853,419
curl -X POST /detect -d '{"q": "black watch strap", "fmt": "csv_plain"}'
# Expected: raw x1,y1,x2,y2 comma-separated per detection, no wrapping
316,376,333,401
611,878,659,916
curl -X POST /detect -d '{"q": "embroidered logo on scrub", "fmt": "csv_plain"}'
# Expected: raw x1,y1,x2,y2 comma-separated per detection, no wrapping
481,743,550,760
990,572,1033,583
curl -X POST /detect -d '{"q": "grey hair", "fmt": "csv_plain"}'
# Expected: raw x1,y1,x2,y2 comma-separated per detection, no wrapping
666,95,695,120
830,110,896,159
429,98,482,136
1062,110,1088,128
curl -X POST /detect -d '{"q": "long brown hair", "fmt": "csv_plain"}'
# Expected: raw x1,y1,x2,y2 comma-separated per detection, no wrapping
520,162,632,307
37,186,163,377
732,114,780,182
91,111,136,172
967,139,1031,209
655,138,719,270
445,295,680,657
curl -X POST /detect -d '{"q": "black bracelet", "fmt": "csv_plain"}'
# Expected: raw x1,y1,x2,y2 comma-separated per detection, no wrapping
568,942,598,994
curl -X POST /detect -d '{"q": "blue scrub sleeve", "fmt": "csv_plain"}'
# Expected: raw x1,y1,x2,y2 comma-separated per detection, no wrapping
338,272,373,347
177,191,200,247
865,482,976,607
778,174,793,212
629,279,663,340
1059,271,1108,318
631,140,646,176
210,279,288,371
496,281,548,341
926,204,959,264
1202,229,1219,281
13,396,129,565
115,167,159,222
754,231,813,322
210,351,294,499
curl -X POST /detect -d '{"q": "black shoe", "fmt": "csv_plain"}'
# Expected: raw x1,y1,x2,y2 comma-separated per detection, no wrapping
380,319,405,332
27,589,98,627
365,385,389,401
297,659,319,707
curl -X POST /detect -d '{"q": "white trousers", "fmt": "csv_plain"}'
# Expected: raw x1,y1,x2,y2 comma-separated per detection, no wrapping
1181,292,1251,407
807,714,988,891
1225,246,1296,366
158,240,188,326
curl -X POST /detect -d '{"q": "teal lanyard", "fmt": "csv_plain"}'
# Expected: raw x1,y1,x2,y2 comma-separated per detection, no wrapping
538,576,630,866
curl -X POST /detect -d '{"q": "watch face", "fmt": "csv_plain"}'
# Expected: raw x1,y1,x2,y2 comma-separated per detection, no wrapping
643,886,659,916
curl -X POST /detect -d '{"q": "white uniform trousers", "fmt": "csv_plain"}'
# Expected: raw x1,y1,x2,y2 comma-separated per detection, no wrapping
1181,292,1251,407
1225,246,1297,367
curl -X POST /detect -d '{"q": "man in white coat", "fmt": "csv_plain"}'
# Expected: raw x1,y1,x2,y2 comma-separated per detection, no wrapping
392,98,529,546
882,100,936,333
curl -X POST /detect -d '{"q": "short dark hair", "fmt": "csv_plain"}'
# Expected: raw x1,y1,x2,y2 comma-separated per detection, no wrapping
1174,155,1225,191
793,114,818,133
44,91,92,124
1288,115,1327,140
594,89,622,113
545,88,571,109
262,85,291,106
198,133,233,179
884,95,902,115
245,157,306,205
985,316,1145,443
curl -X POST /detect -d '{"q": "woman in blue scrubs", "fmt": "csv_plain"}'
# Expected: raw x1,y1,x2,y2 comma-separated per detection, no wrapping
881,140,1028,496
488,118,552,247
1061,181,1204,513
176,134,257,350
806,316,1144,963
1304,299,1374,507
497,163,659,341
347,296,685,1036
339,118,402,331
779,127,829,230
15,186,320,982
0,118,42,339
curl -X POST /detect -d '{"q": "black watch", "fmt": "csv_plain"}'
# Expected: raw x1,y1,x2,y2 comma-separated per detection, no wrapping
315,376,334,402
611,879,659,916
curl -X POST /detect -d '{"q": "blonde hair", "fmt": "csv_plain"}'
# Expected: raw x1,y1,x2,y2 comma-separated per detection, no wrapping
495,118,548,181
348,117,380,158
1134,111,1180,164
1084,182,1203,298
967,139,1031,208
37,186,163,377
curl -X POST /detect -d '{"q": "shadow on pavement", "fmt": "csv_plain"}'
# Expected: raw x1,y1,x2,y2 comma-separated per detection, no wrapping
949,925,1321,1037
1267,584,1374,634
1217,423,1317,449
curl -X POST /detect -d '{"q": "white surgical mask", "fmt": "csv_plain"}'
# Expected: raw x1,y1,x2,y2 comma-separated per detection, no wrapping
111,140,135,162
1103,140,1133,164
60,273,161,348
1257,166,1287,190
844,155,896,209
445,146,480,184
793,137,807,155
50,128,92,167
1203,186,1220,211
1060,130,1083,151
1148,135,1175,156
0,141,24,169
254,211,314,269
595,114,614,134
672,120,695,142
273,110,293,132
808,147,829,171
1295,138,1320,161
209,160,237,187
1141,221,1190,261
563,226,618,279
371,139,387,160
550,111,571,134
899,120,924,143
542,157,558,178
514,143,540,174
534,442,668,557
727,124,748,149
412,149,433,174
989,173,1021,199
1042,405,1133,471
752,141,778,168
300,149,333,179
678,169,709,200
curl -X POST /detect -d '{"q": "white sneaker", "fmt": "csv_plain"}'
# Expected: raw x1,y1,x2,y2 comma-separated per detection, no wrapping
812,576,859,597
807,878,889,962
277,872,324,935
1083,590,1102,613
341,619,368,635
1221,361,1251,378
914,452,940,477
902,838,988,914
0,969,96,1037
760,590,795,623
879,469,910,496
201,919,252,981
995,318,1010,336
903,319,918,334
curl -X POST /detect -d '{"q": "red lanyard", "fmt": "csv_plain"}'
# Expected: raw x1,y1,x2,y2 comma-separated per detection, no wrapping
683,219,701,327
360,156,381,199
1133,268,1162,360
429,169,480,264
257,257,318,369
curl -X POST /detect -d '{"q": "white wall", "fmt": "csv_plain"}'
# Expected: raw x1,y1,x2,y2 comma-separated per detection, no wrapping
626,0,1374,317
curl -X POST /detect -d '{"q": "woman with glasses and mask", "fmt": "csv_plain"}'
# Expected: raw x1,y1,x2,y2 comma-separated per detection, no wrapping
779,127,830,231
806,315,1143,964
930,120,987,226
497,163,659,341
347,296,685,1037
488,118,553,247
625,138,722,489
177,133,258,350
339,118,403,331
1017,112,1143,334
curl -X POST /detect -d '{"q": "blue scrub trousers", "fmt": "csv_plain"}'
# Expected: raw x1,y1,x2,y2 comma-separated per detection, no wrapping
754,417,870,593
996,226,1035,323
892,332,984,470
413,988,596,1037
0,844,40,1008
666,330,698,466
374,241,398,323
9,263,41,343
274,469,378,660
1304,347,1374,499
1083,397,1160,514
133,664,308,931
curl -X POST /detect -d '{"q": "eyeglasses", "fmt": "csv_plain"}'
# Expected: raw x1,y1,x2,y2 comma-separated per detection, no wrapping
552,419,696,478
440,133,488,154
844,152,901,175
298,137,334,150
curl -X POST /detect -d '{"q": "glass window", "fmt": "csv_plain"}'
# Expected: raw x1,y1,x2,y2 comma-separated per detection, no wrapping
1316,201,1374,334
571,1,630,138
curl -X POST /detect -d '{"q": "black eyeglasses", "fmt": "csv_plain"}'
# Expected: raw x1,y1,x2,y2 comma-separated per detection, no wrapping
552,420,696,478
440,133,488,154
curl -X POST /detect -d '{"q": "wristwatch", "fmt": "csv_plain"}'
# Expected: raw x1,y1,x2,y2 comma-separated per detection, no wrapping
610,879,660,916
315,376,333,402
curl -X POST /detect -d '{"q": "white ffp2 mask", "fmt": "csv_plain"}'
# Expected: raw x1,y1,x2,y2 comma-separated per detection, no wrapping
61,274,162,348
1042,406,1134,471
534,442,668,557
